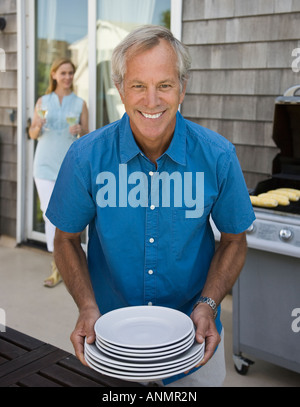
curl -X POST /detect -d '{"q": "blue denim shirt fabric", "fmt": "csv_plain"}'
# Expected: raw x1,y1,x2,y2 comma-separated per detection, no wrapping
47,112,255,383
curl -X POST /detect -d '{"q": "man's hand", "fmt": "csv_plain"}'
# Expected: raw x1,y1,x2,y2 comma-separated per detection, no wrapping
190,303,221,367
54,229,101,366
70,306,101,366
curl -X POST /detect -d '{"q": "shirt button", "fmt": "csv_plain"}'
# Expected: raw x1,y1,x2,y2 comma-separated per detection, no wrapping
149,238,154,243
148,302,153,306
150,205,155,210
148,269,154,275
149,171,154,176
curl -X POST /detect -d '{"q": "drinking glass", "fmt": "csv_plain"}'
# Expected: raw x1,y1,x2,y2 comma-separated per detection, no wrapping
66,113,80,138
37,100,49,130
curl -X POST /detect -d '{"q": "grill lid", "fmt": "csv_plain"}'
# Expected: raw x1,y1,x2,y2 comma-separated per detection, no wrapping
272,85,300,178
252,86,300,215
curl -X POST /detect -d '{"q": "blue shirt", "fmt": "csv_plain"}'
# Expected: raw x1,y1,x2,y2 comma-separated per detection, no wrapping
33,92,84,181
46,112,255,382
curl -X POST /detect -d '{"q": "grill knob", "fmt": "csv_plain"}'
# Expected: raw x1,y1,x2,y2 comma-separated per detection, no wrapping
279,229,293,241
246,223,256,234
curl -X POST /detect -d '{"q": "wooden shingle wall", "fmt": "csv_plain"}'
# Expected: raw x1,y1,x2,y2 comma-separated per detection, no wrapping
181,0,300,188
0,0,17,237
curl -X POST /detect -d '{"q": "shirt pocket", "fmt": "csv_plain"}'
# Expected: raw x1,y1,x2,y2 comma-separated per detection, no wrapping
171,204,212,260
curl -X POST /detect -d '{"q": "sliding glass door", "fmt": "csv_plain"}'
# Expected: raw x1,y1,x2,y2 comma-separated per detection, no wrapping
24,0,172,246
31,0,89,237
96,0,171,128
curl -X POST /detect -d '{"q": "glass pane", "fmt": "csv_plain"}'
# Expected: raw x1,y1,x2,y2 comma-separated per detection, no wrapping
96,0,171,128
33,0,88,235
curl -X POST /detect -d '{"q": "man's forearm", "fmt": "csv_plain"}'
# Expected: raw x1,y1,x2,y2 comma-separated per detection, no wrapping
200,232,247,307
54,230,98,312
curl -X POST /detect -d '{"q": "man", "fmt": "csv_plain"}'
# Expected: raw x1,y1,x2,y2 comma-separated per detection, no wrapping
46,25,255,387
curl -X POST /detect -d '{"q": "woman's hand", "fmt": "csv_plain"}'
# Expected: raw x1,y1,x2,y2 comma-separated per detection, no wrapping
28,98,47,139
69,123,82,137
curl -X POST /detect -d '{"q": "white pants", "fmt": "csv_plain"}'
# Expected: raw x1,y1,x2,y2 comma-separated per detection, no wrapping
160,329,226,387
34,178,56,252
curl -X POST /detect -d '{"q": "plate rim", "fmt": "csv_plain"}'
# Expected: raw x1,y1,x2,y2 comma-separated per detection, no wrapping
84,350,204,382
94,306,194,349
95,333,195,358
85,339,204,368
97,328,195,353
85,346,203,372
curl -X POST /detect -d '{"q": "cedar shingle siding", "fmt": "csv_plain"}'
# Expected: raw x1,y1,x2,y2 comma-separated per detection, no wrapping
0,0,17,237
181,0,300,188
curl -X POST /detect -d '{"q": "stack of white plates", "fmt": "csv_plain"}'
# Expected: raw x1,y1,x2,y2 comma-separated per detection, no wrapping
84,306,205,382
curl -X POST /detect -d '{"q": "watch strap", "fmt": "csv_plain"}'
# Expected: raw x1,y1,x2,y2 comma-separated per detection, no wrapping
193,296,218,319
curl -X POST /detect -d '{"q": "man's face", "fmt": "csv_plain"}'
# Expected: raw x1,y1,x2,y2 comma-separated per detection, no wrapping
118,39,186,148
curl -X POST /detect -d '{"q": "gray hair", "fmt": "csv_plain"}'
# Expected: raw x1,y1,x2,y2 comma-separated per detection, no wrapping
111,25,191,93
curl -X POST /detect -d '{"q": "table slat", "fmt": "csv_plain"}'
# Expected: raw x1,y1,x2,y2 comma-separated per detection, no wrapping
0,328,148,387
0,328,44,351
18,373,63,387
40,364,104,387
58,356,145,387
0,346,69,387
0,340,28,360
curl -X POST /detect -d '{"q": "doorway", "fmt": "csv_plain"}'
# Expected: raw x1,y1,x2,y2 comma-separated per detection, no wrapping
20,0,174,247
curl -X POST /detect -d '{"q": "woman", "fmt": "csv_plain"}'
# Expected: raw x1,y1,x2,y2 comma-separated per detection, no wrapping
29,57,89,287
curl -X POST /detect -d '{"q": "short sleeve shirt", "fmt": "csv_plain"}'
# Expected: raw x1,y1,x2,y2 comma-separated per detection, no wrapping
46,111,255,346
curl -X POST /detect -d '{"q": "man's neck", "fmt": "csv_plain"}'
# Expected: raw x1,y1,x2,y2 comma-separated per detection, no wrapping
135,136,173,167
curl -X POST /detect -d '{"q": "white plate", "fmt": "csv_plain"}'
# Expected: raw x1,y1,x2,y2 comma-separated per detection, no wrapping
85,342,204,373
96,334,195,358
94,306,194,348
85,351,203,379
98,328,195,354
85,339,204,368
96,338,196,362
84,349,204,382
85,352,203,374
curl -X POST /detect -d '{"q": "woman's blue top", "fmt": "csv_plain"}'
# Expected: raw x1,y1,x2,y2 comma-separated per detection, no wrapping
33,91,84,181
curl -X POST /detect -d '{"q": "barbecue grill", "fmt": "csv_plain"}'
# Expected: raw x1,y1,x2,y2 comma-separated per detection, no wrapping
232,85,300,376
213,85,300,376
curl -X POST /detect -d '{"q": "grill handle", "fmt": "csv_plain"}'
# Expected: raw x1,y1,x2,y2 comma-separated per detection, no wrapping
283,85,300,97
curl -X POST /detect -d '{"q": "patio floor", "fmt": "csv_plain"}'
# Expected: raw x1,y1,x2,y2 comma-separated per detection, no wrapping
0,241,299,387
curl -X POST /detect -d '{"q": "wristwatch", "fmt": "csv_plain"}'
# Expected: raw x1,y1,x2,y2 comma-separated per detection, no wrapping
193,296,218,319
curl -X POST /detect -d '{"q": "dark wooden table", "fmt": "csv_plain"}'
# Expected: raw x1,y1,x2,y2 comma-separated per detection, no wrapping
0,327,145,387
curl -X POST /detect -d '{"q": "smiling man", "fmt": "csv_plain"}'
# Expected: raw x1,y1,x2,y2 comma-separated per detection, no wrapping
115,37,186,163
46,25,255,387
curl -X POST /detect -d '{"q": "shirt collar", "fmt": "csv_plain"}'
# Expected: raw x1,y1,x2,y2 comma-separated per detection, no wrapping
119,111,187,166
119,114,141,164
164,111,187,166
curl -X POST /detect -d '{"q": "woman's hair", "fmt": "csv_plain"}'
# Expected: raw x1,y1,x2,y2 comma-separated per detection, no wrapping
111,25,191,93
46,57,76,94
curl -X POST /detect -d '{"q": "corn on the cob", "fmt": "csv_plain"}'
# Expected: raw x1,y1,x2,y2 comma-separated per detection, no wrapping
274,188,300,200
250,195,278,208
268,189,298,201
258,193,290,206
